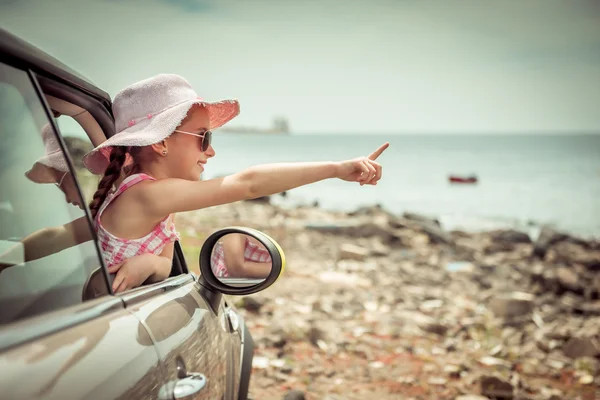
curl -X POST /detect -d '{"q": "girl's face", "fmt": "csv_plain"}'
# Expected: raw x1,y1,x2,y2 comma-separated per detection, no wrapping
166,105,216,181
55,171,83,209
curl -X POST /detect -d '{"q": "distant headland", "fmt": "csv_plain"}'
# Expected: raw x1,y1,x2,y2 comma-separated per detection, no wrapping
218,117,290,134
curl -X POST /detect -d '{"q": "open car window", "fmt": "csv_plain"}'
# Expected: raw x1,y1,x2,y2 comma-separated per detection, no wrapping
0,63,108,325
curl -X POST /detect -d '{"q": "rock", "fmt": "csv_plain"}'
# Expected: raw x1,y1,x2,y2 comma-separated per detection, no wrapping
252,356,270,369
428,376,448,385
562,336,600,359
445,338,458,352
347,204,390,218
479,356,512,370
415,314,449,335
574,356,600,376
576,301,600,315
455,396,490,400
552,242,600,270
579,374,594,385
269,318,311,342
555,267,582,292
283,390,306,400
403,212,440,226
489,292,535,319
266,333,287,349
485,241,517,254
305,219,396,242
318,271,372,288
308,326,327,347
370,239,390,257
533,226,569,258
539,387,564,400
444,364,462,378
338,243,370,261
446,261,474,272
420,299,444,311
240,296,264,313
489,344,505,357
419,222,453,245
480,375,514,399
489,229,531,244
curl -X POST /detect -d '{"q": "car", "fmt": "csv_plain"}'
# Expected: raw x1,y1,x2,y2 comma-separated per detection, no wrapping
0,28,284,400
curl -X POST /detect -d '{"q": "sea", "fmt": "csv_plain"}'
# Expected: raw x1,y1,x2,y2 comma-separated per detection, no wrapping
205,133,600,239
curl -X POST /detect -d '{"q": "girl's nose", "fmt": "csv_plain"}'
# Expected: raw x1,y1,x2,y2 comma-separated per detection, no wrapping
205,144,215,158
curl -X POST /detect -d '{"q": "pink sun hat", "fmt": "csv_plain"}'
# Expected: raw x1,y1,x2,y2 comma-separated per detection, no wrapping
83,74,240,175
25,124,69,183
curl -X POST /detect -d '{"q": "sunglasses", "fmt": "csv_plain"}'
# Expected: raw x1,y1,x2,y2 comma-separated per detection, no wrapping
174,129,212,152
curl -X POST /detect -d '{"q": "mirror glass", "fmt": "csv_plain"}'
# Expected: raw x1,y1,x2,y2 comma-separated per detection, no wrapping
210,233,273,288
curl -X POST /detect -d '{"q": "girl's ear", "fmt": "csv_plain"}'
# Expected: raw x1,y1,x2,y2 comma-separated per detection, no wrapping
151,140,168,156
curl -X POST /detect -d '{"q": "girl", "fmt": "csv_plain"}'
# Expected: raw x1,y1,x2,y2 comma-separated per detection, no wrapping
83,74,388,292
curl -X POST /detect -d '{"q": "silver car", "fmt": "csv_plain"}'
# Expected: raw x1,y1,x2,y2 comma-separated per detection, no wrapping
0,28,284,400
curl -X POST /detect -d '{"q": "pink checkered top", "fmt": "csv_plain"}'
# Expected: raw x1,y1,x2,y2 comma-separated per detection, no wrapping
211,236,272,278
95,173,180,268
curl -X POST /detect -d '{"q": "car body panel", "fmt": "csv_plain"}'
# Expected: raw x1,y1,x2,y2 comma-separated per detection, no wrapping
123,275,235,399
0,298,164,400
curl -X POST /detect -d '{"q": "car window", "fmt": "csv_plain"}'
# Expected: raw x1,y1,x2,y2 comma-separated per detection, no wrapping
55,115,99,204
0,63,107,325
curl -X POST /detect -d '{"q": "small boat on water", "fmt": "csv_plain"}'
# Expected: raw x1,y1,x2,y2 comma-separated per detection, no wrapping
448,175,478,184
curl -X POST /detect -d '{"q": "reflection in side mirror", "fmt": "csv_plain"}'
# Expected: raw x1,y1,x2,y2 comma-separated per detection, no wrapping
210,233,273,288
198,226,285,296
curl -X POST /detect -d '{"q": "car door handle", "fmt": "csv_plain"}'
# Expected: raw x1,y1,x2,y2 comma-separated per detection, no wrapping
159,373,207,400
173,373,207,399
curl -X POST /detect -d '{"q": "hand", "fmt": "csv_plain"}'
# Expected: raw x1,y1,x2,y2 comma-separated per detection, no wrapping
336,142,389,185
108,253,167,293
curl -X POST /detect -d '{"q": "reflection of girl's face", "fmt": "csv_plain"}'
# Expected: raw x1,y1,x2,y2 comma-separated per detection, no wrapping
55,172,82,209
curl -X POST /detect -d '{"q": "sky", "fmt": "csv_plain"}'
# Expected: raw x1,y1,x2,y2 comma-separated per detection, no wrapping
1,0,599,134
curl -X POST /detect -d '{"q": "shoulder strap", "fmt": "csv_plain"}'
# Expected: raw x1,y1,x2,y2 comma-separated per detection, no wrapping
114,173,156,197
96,173,156,222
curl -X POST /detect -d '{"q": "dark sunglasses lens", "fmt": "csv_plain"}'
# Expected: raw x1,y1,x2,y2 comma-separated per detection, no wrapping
202,131,212,152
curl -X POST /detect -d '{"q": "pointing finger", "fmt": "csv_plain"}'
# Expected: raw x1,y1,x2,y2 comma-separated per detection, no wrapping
368,142,389,161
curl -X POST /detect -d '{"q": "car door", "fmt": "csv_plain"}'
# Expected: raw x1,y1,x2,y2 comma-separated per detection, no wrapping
0,61,166,399
121,265,236,400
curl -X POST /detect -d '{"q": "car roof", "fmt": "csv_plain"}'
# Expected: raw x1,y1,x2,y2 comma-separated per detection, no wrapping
0,28,112,111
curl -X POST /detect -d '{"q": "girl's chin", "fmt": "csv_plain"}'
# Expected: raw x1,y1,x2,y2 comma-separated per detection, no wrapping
189,165,204,181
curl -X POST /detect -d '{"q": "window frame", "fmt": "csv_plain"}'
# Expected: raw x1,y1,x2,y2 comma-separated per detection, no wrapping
0,61,122,351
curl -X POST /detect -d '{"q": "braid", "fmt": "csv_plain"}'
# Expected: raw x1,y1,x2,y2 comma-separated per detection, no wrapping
89,146,128,219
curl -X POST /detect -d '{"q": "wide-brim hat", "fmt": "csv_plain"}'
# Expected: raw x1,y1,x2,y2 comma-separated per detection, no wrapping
25,123,69,184
83,74,240,175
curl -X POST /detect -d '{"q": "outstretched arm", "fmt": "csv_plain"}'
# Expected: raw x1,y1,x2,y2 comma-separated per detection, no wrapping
221,234,271,279
139,143,389,219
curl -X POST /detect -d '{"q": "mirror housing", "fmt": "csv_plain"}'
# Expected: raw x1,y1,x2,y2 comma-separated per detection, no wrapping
197,227,285,298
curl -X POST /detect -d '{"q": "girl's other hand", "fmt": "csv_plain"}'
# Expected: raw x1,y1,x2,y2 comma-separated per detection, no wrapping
110,253,169,293
336,142,389,185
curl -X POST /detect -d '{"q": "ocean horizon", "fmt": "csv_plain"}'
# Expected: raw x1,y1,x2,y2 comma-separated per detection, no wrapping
204,132,600,239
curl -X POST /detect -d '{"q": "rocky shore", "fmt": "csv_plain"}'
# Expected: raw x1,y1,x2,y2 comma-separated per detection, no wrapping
175,200,600,400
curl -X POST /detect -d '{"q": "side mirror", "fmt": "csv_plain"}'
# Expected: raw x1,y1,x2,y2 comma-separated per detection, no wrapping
198,226,285,296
